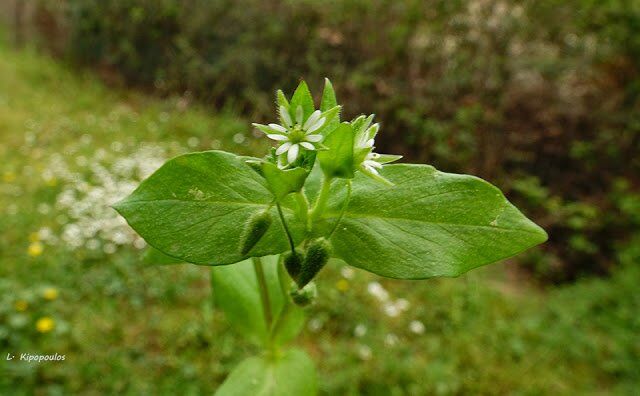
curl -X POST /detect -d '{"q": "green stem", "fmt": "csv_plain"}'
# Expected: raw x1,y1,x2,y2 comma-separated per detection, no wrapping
276,202,296,253
270,300,294,343
295,190,310,232
269,257,294,344
252,257,272,328
328,179,352,238
310,175,332,222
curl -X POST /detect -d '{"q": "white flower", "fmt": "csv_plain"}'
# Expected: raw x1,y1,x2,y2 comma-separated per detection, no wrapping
367,281,389,302
354,324,367,337
252,106,326,165
409,320,425,335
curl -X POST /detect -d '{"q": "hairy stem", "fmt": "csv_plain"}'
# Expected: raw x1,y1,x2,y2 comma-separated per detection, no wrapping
310,175,332,222
252,257,272,328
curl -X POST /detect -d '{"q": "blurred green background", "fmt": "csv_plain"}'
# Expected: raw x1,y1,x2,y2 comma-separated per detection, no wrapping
0,0,638,394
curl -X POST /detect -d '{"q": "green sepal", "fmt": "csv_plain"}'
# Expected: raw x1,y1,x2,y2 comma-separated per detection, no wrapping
262,162,309,201
283,248,304,281
290,282,317,307
317,123,355,179
289,81,315,122
320,78,337,111
297,238,332,288
239,210,273,255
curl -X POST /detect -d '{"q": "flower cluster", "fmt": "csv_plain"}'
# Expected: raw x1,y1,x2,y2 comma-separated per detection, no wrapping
42,144,173,253
253,80,401,182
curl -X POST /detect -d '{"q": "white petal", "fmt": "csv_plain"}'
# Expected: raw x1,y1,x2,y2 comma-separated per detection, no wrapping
267,134,288,141
268,123,287,133
300,142,315,150
287,144,299,163
366,138,375,147
279,106,292,127
276,142,292,155
305,134,323,142
303,110,321,130
306,117,326,133
364,164,379,175
364,160,382,169
295,106,303,124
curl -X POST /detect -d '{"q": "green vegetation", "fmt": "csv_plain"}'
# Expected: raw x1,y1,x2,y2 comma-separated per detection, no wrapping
1,30,638,394
19,0,640,281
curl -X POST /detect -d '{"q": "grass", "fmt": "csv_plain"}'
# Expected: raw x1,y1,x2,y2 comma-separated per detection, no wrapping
0,32,638,395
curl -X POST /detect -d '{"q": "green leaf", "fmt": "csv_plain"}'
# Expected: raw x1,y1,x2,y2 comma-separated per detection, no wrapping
113,150,300,264
143,246,183,265
211,256,304,346
215,349,317,396
262,162,308,201
289,81,315,122
322,164,548,279
317,123,355,179
320,78,337,111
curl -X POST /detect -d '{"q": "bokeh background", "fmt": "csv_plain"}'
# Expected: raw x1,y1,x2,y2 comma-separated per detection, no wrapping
1,0,638,394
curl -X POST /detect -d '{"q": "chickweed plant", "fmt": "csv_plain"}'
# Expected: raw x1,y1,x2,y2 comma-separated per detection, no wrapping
115,80,547,395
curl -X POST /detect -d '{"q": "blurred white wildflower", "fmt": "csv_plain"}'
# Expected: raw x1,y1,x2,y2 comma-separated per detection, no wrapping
46,143,171,253
367,281,389,302
357,345,372,361
340,267,355,279
233,133,246,144
383,303,400,317
409,320,426,335
384,333,399,347
308,317,324,332
354,324,367,337
187,137,200,148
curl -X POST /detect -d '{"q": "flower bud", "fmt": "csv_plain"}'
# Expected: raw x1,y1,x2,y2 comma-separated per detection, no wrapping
290,282,317,307
283,248,304,280
297,238,331,288
239,210,272,255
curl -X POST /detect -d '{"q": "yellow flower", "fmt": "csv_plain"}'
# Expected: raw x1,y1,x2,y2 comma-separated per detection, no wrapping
28,242,43,257
43,287,59,301
36,317,55,333
14,300,28,312
3,171,16,183
336,279,349,292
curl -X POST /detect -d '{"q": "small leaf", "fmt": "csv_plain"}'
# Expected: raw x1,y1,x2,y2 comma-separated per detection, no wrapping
322,164,548,279
317,123,355,179
215,349,317,396
289,81,315,121
320,78,337,111
262,162,308,201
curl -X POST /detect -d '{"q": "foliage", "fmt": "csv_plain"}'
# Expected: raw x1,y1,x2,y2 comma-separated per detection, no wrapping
0,34,637,395
113,80,546,393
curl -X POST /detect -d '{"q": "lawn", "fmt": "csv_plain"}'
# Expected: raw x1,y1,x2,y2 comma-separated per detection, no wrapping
0,32,638,395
